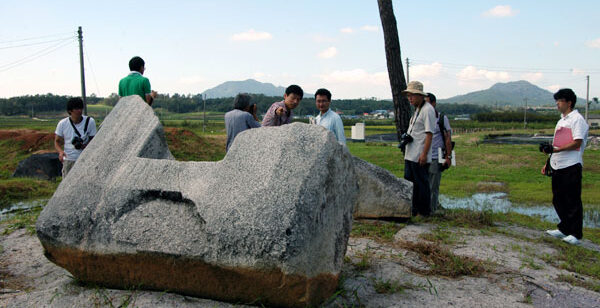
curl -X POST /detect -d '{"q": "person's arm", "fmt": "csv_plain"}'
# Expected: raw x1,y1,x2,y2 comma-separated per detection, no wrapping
553,139,583,153
54,135,65,162
443,130,452,166
145,90,157,106
418,132,433,165
335,117,346,145
262,104,278,126
247,109,261,128
250,104,260,123
443,118,452,166
143,78,156,106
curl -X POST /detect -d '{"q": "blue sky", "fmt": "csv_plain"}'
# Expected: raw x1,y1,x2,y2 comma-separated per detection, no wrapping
1,1,599,100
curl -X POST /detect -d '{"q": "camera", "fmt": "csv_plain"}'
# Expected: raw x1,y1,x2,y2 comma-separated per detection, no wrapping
539,142,553,154
72,136,85,150
398,133,413,152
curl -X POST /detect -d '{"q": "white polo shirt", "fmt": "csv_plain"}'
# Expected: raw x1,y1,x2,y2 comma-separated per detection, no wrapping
55,116,97,161
550,109,588,170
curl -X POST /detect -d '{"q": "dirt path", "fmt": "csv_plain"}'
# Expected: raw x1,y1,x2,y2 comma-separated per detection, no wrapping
2,221,600,307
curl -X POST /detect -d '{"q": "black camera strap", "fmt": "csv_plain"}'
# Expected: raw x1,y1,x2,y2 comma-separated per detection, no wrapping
68,116,90,138
408,107,421,135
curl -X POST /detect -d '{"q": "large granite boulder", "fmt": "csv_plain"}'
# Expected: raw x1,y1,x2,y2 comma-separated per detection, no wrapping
13,152,62,180
352,157,412,218
36,96,358,308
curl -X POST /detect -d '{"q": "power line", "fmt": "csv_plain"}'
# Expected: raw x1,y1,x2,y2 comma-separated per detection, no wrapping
0,36,76,50
0,39,75,72
84,44,102,97
0,31,75,44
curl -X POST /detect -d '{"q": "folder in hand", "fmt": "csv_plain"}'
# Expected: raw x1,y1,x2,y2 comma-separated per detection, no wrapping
553,127,578,151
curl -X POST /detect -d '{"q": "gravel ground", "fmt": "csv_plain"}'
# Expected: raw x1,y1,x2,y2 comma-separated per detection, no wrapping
2,222,600,308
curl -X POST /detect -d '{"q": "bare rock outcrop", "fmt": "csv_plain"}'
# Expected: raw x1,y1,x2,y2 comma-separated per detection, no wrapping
36,96,358,307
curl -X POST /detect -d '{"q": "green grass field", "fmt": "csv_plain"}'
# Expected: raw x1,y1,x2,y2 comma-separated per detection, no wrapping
1,118,598,210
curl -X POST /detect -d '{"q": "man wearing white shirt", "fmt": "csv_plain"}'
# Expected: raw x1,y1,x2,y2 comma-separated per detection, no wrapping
54,97,97,177
402,81,437,217
541,88,589,245
314,88,346,145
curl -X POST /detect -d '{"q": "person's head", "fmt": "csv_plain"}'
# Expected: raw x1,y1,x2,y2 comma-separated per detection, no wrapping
129,56,145,74
233,93,252,111
283,84,303,110
402,81,426,107
426,93,437,107
553,88,577,113
315,88,332,114
66,97,84,116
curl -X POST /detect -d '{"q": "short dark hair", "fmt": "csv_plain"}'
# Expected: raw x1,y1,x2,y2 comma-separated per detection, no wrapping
233,93,252,110
426,93,437,103
129,56,145,72
285,85,303,99
66,97,84,112
553,88,577,109
314,88,332,101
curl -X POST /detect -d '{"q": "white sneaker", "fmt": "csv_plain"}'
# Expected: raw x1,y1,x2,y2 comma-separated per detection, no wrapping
562,235,581,245
546,229,566,238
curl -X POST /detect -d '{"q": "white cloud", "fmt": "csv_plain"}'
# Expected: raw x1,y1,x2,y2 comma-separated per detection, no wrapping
231,29,272,41
483,5,518,18
411,62,443,79
553,41,560,47
178,75,205,85
571,68,585,76
340,27,354,34
319,69,388,85
457,66,511,82
585,38,600,49
361,25,378,32
520,72,544,82
315,69,392,99
546,85,561,93
317,47,338,59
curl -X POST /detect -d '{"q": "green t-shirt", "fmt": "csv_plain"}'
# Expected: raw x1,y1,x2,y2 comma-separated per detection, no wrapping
118,72,151,101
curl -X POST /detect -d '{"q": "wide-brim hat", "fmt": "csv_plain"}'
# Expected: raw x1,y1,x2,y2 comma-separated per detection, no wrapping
402,81,426,96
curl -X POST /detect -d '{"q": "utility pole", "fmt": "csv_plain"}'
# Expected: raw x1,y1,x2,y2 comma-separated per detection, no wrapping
78,26,87,115
405,58,410,83
586,75,590,122
523,98,528,129
203,94,206,133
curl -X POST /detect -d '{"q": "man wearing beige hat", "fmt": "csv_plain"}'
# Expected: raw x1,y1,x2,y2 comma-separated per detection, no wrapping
401,81,437,216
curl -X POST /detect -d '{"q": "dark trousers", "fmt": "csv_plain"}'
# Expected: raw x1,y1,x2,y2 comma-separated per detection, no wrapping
552,163,583,239
405,160,431,216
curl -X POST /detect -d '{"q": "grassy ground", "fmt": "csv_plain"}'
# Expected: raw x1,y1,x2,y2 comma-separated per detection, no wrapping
346,126,600,209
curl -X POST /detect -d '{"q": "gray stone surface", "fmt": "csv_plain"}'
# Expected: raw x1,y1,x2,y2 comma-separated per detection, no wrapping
35,96,358,307
352,156,412,218
12,153,62,180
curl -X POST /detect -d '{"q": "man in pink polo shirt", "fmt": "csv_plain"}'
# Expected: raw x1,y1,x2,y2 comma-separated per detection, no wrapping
262,85,303,126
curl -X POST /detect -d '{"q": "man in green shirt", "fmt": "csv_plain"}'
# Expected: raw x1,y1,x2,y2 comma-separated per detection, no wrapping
118,56,158,106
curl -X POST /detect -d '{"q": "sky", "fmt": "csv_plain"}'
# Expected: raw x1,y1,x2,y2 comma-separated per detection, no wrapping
1,0,599,100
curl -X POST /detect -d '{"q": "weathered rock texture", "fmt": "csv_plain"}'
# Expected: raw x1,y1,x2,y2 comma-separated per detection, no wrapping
13,152,62,180
36,96,358,307
352,156,412,218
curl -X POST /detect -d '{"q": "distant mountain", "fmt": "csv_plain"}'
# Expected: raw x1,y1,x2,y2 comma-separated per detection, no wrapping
201,79,286,98
438,80,584,107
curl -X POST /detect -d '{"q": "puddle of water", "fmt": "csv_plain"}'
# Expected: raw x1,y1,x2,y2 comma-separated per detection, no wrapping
0,199,47,221
440,192,600,229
